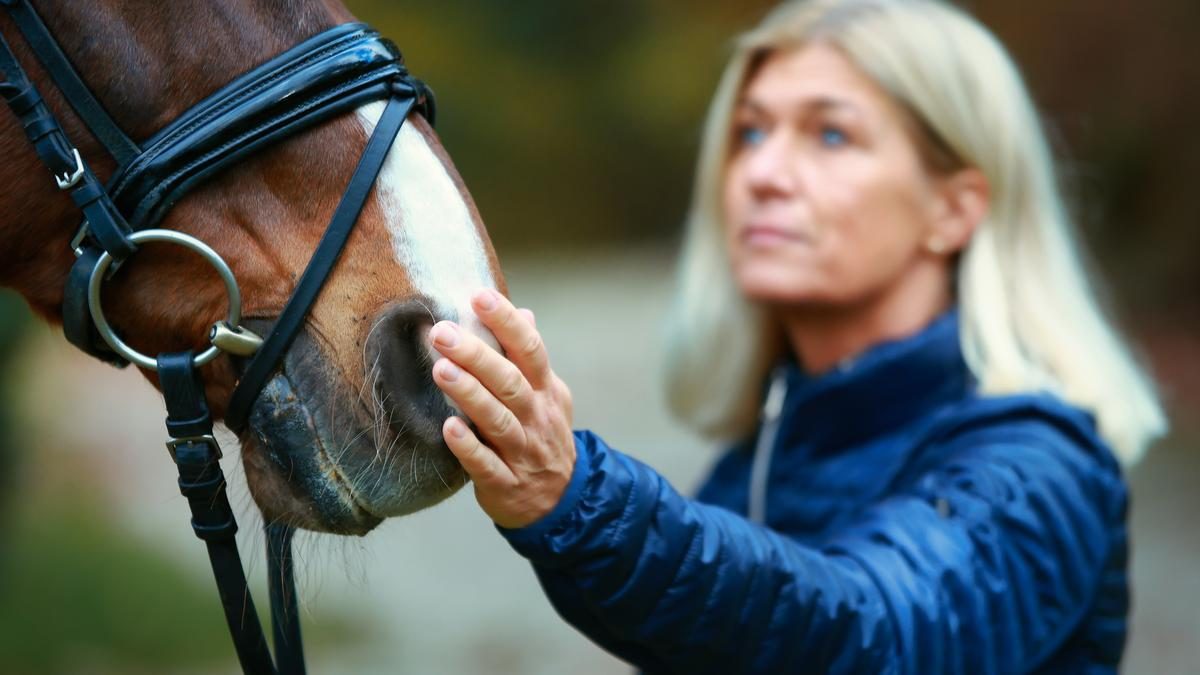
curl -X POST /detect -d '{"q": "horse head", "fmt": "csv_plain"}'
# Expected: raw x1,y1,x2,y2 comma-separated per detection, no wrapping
0,0,500,534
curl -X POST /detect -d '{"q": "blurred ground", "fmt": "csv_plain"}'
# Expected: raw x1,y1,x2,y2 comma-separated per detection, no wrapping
4,249,1197,674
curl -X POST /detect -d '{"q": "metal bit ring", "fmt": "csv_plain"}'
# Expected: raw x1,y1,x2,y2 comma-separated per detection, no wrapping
87,229,245,370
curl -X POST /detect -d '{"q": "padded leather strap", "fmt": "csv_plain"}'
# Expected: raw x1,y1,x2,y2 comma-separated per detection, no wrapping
2,0,139,164
225,93,414,433
158,352,278,675
107,23,421,231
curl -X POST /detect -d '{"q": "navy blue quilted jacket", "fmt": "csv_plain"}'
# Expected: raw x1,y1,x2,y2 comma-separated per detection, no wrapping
500,312,1129,674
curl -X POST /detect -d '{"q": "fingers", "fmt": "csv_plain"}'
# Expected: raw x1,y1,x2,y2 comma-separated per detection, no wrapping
430,294,576,530
471,289,552,388
442,416,513,486
430,319,536,419
434,357,527,452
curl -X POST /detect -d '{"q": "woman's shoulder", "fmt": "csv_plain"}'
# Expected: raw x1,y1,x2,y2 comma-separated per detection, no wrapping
907,390,1126,495
927,390,1107,450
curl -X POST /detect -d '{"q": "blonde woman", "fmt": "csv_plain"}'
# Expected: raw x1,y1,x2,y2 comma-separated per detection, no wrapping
426,0,1166,672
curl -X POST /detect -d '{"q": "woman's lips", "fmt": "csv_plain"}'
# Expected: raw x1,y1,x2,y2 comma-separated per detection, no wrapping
740,223,810,247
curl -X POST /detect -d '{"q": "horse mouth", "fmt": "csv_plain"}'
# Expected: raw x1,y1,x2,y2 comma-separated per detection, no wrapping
238,322,466,535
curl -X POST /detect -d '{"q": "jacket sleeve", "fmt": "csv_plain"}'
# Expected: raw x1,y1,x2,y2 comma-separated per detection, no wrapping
498,426,1126,675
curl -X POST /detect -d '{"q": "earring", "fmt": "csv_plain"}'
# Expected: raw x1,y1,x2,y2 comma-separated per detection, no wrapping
926,237,947,255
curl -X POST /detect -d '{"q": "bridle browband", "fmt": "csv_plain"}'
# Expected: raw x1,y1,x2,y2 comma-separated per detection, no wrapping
1,1,436,672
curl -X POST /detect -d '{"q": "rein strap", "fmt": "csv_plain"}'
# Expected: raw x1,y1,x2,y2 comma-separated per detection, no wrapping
158,351,278,675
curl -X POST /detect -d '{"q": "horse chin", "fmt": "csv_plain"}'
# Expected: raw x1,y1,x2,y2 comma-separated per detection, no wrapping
239,331,466,536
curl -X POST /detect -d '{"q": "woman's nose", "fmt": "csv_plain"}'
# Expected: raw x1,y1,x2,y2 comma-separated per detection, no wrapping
742,134,797,198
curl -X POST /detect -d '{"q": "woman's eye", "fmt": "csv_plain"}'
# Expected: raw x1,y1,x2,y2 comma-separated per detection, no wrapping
819,125,849,148
736,125,766,147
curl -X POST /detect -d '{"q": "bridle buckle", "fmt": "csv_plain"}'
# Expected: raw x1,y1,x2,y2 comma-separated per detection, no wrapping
55,147,84,190
166,434,222,462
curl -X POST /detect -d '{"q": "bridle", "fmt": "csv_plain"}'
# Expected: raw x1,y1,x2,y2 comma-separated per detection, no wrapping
0,1,437,672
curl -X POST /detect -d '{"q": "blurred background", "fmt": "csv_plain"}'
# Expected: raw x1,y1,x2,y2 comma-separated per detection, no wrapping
1,0,1196,673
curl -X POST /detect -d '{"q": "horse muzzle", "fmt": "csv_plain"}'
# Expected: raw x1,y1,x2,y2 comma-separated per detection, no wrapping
241,305,468,535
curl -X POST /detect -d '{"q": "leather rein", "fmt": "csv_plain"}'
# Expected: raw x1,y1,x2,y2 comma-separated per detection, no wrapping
0,1,436,672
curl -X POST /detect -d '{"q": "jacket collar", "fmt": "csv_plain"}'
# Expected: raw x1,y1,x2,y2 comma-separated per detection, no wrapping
776,309,973,453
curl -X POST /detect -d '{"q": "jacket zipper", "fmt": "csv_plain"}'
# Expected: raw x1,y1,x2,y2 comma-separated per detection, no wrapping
748,368,787,524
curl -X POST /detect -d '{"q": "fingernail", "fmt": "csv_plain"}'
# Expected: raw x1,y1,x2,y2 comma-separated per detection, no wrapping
439,360,461,382
432,322,459,347
448,417,467,438
475,289,497,311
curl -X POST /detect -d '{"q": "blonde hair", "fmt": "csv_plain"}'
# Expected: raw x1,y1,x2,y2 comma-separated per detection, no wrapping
664,0,1166,463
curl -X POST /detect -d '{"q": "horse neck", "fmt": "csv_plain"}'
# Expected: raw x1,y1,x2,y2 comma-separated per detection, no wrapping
0,0,351,319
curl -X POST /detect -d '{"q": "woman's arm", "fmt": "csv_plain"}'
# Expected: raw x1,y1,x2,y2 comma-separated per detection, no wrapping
503,425,1124,674
428,291,1125,674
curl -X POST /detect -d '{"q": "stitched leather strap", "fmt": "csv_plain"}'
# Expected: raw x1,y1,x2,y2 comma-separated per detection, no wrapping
106,23,426,231
225,93,414,433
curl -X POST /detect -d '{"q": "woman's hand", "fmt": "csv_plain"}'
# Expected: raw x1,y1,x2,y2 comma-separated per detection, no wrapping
429,289,576,529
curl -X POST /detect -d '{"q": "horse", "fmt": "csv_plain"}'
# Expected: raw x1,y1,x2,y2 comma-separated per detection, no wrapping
0,0,502,544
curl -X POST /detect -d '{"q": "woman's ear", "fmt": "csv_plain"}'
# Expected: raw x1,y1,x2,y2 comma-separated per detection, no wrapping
925,167,989,256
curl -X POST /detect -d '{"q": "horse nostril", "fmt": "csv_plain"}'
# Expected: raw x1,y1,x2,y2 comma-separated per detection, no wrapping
364,301,456,444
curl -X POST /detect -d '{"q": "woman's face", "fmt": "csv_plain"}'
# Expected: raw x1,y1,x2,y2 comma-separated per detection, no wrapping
723,43,954,310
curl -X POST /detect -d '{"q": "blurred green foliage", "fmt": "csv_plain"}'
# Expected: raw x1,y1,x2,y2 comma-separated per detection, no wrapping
0,488,237,674
0,289,29,352
348,0,776,254
0,289,32,527
0,478,363,674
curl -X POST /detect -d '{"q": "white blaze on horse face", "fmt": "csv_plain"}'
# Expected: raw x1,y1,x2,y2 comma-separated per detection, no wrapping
356,102,498,354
